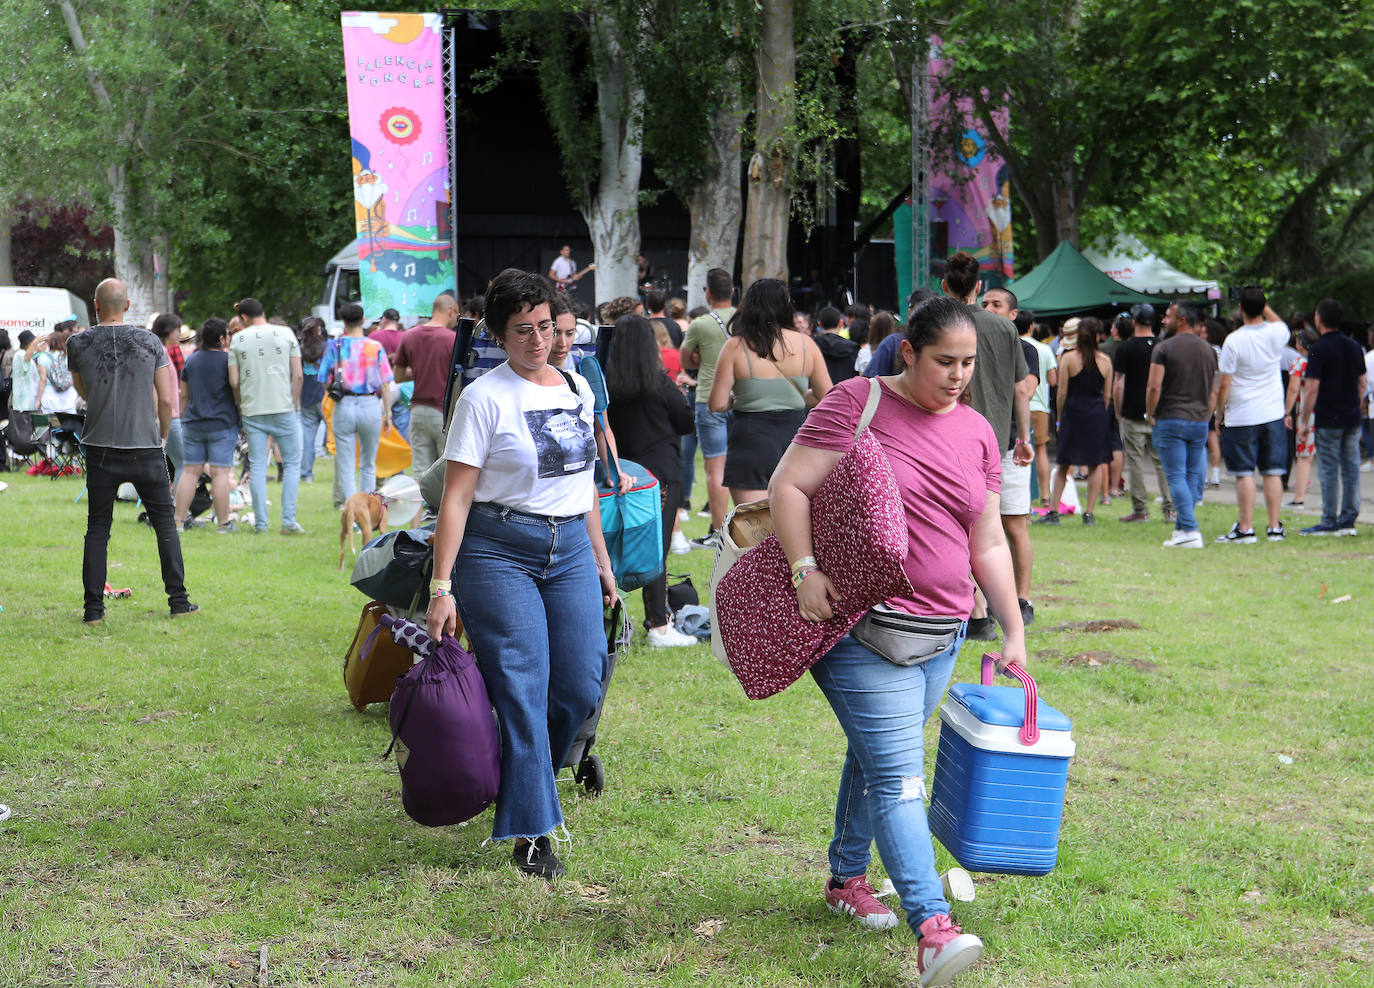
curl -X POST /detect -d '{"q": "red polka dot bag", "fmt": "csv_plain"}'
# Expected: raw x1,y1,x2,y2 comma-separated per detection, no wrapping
713,380,912,699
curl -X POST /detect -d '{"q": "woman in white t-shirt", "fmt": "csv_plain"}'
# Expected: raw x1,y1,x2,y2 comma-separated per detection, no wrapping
427,268,616,881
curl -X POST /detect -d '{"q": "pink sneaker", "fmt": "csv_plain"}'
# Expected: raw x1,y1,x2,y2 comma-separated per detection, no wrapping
824,875,898,930
917,914,983,986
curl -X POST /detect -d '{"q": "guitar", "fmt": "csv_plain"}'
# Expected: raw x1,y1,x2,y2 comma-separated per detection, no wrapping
553,262,596,291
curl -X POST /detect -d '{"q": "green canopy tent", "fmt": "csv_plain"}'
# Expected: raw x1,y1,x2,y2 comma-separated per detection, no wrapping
1008,241,1162,317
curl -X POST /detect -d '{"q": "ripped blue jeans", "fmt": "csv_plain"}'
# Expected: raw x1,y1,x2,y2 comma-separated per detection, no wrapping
810,627,964,933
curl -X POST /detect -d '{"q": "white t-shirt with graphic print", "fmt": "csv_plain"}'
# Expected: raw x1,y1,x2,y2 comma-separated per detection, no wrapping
443,360,597,516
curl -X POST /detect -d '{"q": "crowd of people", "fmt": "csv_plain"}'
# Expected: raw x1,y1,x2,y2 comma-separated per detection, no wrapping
3,257,1371,988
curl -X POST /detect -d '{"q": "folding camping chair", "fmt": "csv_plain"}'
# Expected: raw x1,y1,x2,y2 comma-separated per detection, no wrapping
2,411,49,472
47,413,84,477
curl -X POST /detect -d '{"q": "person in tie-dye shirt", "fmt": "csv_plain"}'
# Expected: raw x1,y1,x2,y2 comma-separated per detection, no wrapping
318,303,394,506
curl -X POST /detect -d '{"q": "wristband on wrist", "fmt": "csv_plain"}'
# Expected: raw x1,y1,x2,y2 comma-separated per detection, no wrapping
430,578,452,593
430,587,452,599
789,555,817,576
791,565,819,589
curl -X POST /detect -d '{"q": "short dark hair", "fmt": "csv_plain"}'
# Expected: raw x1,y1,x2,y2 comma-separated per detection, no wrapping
234,297,265,319
817,306,842,330
151,312,181,342
340,303,365,328
1013,310,1034,335
198,317,228,351
643,288,666,314
1176,303,1201,327
705,267,733,304
1114,312,1134,338
845,303,869,322
983,286,1017,310
1315,297,1342,328
382,308,400,322
1238,285,1266,318
943,251,981,298
485,268,555,342
906,288,938,311
904,295,976,356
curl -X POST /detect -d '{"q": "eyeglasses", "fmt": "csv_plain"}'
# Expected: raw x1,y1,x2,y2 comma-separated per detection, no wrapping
509,321,555,340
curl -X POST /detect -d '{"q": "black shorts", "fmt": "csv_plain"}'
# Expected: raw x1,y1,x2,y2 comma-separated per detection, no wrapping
723,408,807,490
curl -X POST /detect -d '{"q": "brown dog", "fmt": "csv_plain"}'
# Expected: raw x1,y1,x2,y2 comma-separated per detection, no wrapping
339,492,388,571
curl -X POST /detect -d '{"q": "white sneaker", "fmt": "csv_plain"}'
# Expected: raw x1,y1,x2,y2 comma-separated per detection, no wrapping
670,531,691,555
677,507,690,523
647,625,697,647
1162,529,1204,548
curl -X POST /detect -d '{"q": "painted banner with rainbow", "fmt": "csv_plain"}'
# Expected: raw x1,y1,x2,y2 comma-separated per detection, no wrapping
340,11,453,321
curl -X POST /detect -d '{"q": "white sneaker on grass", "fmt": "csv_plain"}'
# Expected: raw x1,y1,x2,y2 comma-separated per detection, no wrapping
1162,530,1204,548
647,625,697,647
670,531,691,554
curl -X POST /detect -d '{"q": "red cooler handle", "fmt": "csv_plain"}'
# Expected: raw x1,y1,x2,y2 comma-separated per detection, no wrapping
981,653,1040,746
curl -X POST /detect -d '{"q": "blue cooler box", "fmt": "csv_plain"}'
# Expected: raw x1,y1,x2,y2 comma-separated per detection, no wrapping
929,674,1075,876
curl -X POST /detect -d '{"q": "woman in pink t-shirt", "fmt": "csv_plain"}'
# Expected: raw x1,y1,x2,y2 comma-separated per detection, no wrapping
768,296,1025,987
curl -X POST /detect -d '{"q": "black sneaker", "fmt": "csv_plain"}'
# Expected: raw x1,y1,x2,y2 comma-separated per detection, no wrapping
1082,512,1095,527
170,603,201,618
513,835,565,880
1018,598,1034,627
1266,524,1286,542
1033,511,1060,526
966,616,999,641
82,608,105,626
1216,524,1257,544
182,517,206,531
688,530,721,551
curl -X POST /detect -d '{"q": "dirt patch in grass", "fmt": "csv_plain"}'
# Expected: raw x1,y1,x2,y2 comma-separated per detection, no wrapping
1044,618,1142,634
1037,594,1080,604
1038,647,1159,672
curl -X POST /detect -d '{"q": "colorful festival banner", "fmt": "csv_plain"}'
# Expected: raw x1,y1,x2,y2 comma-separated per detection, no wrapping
340,11,453,321
929,38,1013,287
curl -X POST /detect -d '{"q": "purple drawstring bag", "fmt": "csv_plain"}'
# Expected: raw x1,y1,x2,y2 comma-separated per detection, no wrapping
380,614,501,827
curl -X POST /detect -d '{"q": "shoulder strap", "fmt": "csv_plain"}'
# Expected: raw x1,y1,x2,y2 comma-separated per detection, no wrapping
564,367,623,493
709,310,729,335
853,377,881,441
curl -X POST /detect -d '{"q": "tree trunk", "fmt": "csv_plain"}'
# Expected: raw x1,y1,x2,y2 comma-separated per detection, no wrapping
687,85,744,309
1054,164,1079,249
108,165,161,326
582,10,642,303
0,206,14,285
741,0,795,291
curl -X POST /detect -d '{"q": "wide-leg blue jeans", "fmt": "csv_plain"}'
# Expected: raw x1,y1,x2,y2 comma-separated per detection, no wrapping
810,627,965,934
454,502,607,842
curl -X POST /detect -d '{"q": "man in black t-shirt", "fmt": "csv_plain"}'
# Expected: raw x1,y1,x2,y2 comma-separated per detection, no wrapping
1298,297,1367,535
642,288,683,347
1113,304,1173,522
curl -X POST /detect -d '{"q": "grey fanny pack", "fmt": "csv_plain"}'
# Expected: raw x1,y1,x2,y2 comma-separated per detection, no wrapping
851,605,964,666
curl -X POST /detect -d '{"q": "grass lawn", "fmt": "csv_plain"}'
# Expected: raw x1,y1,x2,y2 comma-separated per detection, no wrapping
2,459,1372,986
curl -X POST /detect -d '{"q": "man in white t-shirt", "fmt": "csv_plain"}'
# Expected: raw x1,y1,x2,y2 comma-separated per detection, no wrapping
1215,286,1289,544
548,246,577,291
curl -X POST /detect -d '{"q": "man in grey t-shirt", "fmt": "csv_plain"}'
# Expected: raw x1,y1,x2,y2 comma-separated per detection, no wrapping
67,279,195,624
1146,303,1218,548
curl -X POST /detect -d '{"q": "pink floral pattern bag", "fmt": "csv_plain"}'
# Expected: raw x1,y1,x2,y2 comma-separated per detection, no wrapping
713,380,912,699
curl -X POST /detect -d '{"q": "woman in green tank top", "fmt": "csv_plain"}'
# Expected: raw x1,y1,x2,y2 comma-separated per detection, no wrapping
708,278,832,505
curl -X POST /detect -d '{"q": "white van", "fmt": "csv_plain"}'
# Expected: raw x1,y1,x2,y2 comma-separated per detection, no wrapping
0,286,91,338
311,239,362,337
